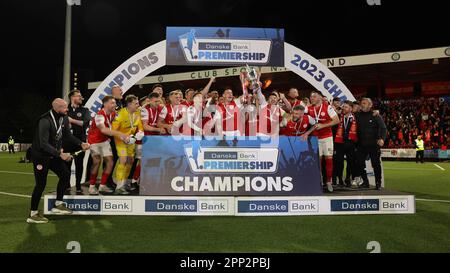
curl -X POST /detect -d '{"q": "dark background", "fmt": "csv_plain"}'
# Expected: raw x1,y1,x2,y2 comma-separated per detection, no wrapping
0,0,449,142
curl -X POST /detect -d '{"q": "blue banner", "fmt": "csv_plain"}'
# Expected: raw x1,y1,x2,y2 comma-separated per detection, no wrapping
166,27,284,66
140,136,322,196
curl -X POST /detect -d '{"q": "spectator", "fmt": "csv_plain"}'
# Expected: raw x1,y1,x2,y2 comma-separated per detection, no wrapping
377,97,448,149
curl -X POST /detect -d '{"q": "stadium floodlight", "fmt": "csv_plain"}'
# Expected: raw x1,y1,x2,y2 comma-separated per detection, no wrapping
62,1,81,101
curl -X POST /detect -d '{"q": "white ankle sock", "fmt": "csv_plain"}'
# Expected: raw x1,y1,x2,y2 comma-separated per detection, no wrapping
30,210,38,217
55,201,63,206
116,181,124,189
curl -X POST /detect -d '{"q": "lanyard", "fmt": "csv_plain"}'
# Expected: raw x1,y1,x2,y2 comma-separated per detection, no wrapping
105,112,112,129
268,105,278,122
127,109,135,129
50,111,63,135
313,104,323,123
344,115,351,130
170,105,180,122
192,106,202,124
294,117,304,136
149,107,158,125
224,103,235,120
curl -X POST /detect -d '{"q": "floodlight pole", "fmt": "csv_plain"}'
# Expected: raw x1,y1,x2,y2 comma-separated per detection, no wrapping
62,1,72,100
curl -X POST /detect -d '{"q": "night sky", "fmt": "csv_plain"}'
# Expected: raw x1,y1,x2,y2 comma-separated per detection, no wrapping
0,0,449,141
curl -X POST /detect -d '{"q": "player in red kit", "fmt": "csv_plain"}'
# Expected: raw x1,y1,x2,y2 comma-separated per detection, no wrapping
87,95,130,195
282,87,305,113
218,88,245,137
254,87,289,136
181,88,195,107
308,91,340,192
157,90,187,135
181,77,215,107
177,91,223,137
281,105,316,137
141,92,166,136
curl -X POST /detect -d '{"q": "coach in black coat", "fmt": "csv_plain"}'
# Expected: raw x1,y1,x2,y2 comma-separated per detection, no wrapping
354,98,387,190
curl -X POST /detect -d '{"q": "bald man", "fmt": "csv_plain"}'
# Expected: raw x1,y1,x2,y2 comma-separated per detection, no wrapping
28,98,90,224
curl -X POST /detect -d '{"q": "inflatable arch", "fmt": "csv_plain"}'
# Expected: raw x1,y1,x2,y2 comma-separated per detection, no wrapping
85,40,355,112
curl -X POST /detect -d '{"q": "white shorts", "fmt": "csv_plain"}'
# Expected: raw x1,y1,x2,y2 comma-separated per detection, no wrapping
90,141,113,157
223,130,241,138
318,137,334,157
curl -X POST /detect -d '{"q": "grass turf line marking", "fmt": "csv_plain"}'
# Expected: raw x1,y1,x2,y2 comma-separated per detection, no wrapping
0,170,56,176
383,168,440,171
433,164,446,171
0,191,44,199
0,191,32,198
416,198,450,204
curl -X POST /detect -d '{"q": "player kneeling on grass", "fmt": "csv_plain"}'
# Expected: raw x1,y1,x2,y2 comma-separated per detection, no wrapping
87,95,131,195
112,95,144,195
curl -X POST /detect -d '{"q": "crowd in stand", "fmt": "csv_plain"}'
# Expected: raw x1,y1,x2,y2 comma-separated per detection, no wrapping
373,97,449,150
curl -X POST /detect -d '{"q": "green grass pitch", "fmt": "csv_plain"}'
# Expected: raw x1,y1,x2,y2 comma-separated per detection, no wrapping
0,152,449,253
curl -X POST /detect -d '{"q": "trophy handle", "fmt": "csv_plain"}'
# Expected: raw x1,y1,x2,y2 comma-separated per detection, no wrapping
239,71,247,85
240,72,249,97
256,69,262,82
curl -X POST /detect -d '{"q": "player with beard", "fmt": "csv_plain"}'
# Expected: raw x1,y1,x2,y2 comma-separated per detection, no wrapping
157,90,187,135
280,105,316,138
87,96,130,195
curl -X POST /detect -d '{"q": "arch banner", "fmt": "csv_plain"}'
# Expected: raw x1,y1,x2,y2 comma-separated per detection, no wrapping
85,40,354,112
84,40,166,114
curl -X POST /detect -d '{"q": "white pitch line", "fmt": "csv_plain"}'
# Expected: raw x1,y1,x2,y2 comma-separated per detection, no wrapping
0,191,32,198
0,170,56,176
416,198,450,204
383,168,440,171
433,164,446,171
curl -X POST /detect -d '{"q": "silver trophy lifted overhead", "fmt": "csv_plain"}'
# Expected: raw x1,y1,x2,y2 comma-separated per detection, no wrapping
244,64,260,90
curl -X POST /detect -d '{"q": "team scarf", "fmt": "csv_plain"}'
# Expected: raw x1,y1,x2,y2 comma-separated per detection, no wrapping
335,114,358,143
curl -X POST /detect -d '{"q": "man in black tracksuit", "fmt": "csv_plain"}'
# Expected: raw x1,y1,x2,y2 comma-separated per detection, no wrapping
354,98,387,190
27,98,90,224
65,90,91,193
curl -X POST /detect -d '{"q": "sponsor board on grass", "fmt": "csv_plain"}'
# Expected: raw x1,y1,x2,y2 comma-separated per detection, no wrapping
44,195,414,216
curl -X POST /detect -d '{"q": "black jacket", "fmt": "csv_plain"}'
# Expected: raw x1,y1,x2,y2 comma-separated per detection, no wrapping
32,110,82,158
355,111,387,147
115,99,124,111
67,105,91,142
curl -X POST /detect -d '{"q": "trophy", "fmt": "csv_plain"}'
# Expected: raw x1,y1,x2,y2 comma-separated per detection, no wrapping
244,64,260,90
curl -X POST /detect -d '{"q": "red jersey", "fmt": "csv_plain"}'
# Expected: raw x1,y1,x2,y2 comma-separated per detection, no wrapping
182,104,215,136
290,99,302,108
218,100,241,132
181,101,194,107
257,104,285,135
159,104,186,135
141,105,163,136
242,104,258,136
307,102,337,139
88,109,116,144
281,115,315,136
